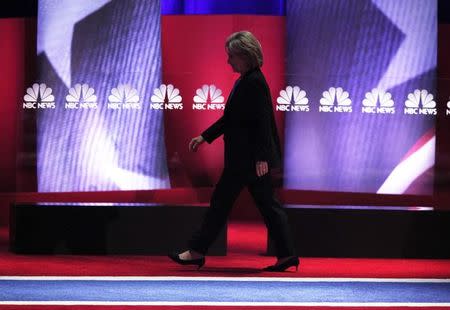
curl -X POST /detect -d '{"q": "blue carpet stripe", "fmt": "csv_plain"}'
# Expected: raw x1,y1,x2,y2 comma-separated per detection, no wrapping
1,279,450,303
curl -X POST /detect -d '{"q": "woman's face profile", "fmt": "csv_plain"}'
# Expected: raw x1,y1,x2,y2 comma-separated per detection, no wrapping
227,50,248,74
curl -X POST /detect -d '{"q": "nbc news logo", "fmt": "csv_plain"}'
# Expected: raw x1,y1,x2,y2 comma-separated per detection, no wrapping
65,83,97,109
150,84,183,110
361,88,395,114
193,84,225,110
404,89,436,115
319,87,352,113
108,84,140,109
276,86,309,112
23,83,56,109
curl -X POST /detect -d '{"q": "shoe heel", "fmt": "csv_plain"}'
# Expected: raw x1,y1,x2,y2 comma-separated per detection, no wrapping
197,258,205,270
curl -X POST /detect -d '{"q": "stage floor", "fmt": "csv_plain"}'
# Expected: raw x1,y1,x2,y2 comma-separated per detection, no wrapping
1,221,450,309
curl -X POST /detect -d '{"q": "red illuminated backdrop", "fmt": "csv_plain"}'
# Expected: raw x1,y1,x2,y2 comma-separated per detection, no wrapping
161,15,286,187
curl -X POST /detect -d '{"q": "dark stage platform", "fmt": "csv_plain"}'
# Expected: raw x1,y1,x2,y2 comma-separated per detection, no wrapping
9,203,450,258
10,203,226,255
267,205,450,259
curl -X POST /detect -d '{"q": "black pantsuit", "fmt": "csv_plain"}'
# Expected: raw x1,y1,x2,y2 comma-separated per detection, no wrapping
189,169,295,258
189,68,295,259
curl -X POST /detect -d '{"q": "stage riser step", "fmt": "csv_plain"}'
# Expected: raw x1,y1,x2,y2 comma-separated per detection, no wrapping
10,204,226,255
268,208,450,258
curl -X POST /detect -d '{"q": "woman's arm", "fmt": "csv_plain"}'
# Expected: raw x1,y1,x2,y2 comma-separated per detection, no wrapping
201,115,226,144
248,79,272,163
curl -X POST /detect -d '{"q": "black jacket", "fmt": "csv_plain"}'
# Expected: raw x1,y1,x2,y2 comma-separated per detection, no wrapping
201,68,282,173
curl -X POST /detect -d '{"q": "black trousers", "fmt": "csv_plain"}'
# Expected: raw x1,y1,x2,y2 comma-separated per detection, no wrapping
188,169,295,258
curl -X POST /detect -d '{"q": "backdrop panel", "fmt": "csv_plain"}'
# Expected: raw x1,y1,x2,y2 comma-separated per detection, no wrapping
161,15,285,187
36,0,169,192
284,0,437,195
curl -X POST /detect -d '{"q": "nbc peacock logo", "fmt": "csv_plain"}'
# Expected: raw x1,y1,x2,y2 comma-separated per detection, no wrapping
65,83,98,109
192,84,225,110
361,88,395,114
404,89,436,115
150,84,183,110
107,84,141,110
276,86,309,112
319,87,352,113
23,83,56,109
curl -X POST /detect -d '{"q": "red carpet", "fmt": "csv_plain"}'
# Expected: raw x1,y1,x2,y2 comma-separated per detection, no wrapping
1,222,450,309
1,221,450,278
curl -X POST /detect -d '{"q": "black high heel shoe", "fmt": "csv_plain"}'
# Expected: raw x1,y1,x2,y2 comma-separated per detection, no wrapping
263,256,299,272
168,252,205,270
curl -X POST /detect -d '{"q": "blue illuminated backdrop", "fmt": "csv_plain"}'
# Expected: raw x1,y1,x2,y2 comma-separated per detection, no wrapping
37,0,169,191
284,0,437,194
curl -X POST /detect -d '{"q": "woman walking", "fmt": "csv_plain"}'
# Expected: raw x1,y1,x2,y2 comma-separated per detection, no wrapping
169,31,298,272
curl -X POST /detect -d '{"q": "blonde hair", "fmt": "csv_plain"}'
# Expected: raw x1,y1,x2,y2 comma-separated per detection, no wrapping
225,31,263,69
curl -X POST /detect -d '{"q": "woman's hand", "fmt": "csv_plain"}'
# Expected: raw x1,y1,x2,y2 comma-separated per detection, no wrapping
189,135,205,152
256,161,269,177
